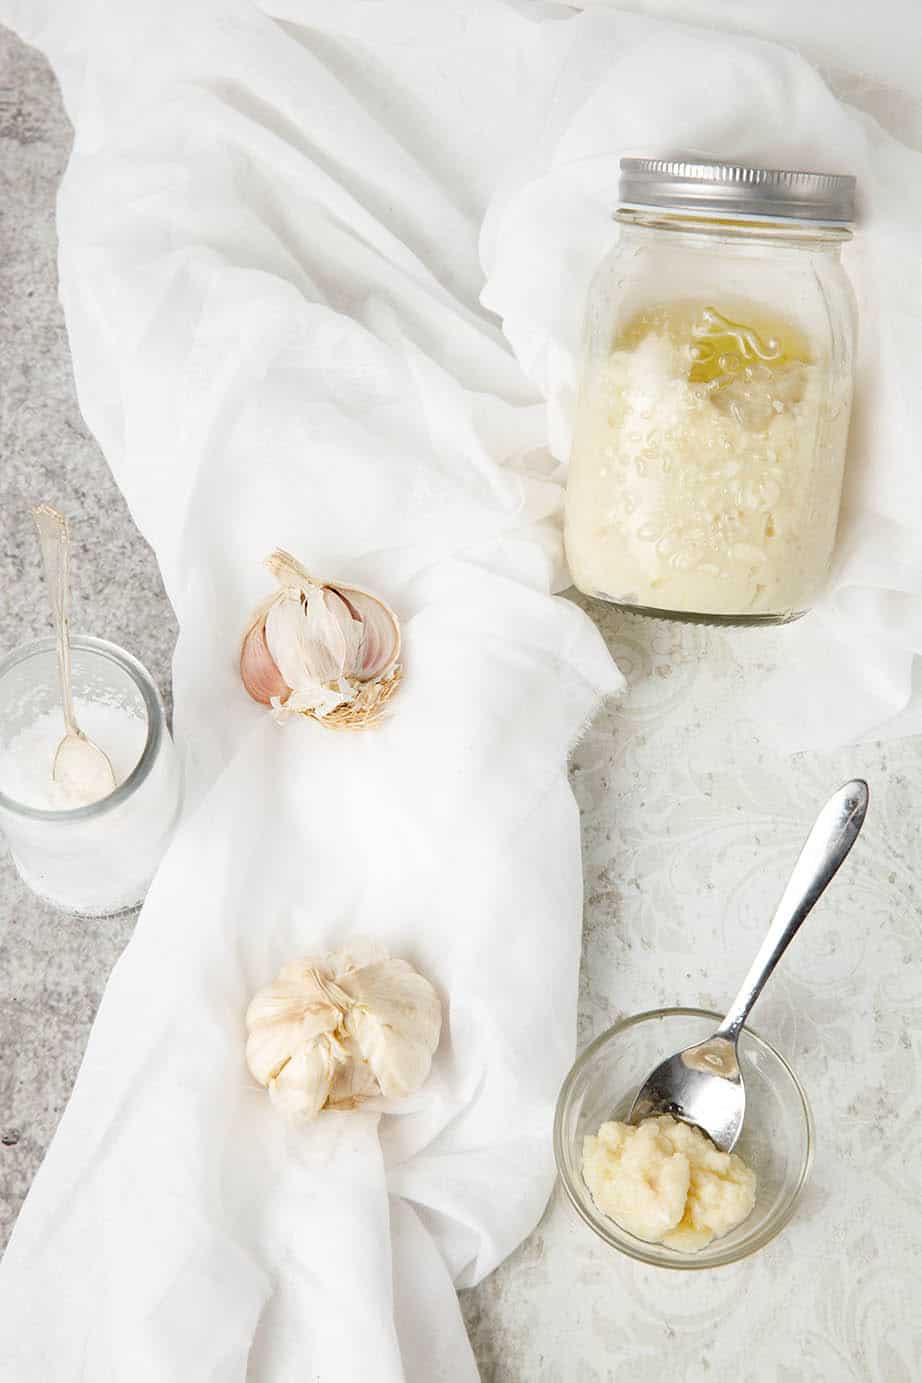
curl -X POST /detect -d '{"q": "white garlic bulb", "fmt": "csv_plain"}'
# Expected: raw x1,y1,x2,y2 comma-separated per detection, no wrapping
240,550,401,729
245,940,442,1122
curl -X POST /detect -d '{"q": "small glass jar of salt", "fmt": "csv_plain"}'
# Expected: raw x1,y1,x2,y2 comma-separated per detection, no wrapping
0,636,182,915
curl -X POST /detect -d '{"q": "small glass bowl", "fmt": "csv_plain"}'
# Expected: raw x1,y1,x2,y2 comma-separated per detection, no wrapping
554,1008,814,1269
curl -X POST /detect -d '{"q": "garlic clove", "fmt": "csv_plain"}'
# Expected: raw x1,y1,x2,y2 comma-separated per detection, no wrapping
335,587,401,682
245,971,342,1088
326,1035,380,1109
268,1040,338,1121
240,609,289,706
341,959,442,1100
245,970,341,1034
246,1021,307,1087
265,586,347,690
324,587,364,672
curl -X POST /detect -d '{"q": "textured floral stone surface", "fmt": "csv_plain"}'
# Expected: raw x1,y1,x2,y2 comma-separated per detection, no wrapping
1,26,919,1382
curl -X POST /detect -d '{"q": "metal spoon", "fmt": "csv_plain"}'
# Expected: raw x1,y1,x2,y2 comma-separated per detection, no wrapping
628,779,869,1151
33,504,116,804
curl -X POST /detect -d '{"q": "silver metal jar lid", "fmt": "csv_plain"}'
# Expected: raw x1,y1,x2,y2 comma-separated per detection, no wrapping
619,156,856,225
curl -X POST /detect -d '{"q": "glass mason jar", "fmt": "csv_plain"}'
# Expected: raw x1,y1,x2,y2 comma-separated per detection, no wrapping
565,157,858,625
0,636,183,915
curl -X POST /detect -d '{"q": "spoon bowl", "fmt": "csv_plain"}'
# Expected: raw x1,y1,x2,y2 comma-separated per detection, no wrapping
52,730,118,803
33,505,116,806
628,779,868,1150
629,1034,744,1151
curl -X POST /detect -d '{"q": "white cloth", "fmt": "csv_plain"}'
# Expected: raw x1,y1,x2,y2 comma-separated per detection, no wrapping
0,4,622,1381
0,1,920,1380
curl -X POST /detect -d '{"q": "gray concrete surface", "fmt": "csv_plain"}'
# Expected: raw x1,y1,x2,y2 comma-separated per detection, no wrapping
0,27,177,1242
2,24,921,1383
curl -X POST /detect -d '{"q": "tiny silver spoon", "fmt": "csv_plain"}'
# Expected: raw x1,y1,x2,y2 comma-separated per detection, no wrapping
628,779,869,1151
33,504,116,804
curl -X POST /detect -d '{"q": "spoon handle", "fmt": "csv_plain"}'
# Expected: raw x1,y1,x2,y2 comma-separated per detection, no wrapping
33,504,80,739
717,780,869,1044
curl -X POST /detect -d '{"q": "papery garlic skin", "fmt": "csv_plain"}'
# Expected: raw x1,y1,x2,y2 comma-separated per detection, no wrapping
245,941,441,1122
240,550,402,730
240,613,289,705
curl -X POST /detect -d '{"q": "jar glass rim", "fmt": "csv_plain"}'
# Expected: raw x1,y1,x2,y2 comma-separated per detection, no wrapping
0,636,164,823
615,205,852,242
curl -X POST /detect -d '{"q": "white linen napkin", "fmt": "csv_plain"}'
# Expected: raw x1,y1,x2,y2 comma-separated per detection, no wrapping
0,3,622,1380
1,0,920,1379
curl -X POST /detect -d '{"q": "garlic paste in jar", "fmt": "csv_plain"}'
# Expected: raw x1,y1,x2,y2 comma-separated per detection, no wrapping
565,158,858,625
